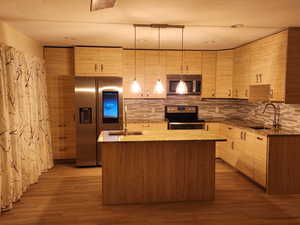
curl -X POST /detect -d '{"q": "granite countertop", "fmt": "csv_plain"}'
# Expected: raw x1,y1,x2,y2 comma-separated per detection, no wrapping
203,118,300,137
98,130,227,143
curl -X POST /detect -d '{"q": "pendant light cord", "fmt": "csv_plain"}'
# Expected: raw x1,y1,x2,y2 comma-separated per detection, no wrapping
134,26,137,80
181,27,184,74
158,27,161,77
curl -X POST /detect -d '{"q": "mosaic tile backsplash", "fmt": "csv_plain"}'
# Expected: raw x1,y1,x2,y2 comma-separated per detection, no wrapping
125,96,300,132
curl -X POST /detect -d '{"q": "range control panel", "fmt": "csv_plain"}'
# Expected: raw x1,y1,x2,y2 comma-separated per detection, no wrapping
166,105,197,113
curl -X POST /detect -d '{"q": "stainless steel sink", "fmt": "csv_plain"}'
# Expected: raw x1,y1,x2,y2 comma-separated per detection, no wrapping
108,130,143,136
249,126,271,130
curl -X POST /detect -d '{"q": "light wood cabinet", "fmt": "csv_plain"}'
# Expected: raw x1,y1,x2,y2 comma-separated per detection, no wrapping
204,122,219,134
217,124,268,188
201,51,217,98
164,51,182,74
44,47,76,160
123,50,166,99
233,45,250,99
216,50,234,98
74,47,122,76
183,51,202,74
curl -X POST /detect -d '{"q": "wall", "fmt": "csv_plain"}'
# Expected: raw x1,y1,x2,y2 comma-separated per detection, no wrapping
125,97,244,122
0,21,43,59
237,102,300,132
125,97,300,132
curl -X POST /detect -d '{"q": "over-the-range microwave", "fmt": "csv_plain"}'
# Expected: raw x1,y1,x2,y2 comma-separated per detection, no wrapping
167,74,202,96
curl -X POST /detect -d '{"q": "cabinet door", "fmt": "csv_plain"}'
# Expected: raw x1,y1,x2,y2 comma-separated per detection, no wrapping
44,48,74,75
205,122,219,134
235,131,254,179
216,50,234,98
74,47,100,75
233,46,250,99
164,51,182,74
99,48,122,75
202,51,217,98
123,50,145,98
268,31,287,102
144,51,166,98
183,51,202,74
252,134,267,187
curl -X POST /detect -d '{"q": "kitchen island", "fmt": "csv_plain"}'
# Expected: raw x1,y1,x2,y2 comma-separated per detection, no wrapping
98,130,226,205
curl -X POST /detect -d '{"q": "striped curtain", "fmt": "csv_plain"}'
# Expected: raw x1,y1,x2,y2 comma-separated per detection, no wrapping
0,44,53,213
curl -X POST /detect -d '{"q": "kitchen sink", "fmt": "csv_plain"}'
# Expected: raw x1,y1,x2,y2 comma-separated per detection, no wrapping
249,126,271,130
108,130,143,136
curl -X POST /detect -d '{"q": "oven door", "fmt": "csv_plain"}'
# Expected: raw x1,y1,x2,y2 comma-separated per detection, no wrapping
168,122,205,130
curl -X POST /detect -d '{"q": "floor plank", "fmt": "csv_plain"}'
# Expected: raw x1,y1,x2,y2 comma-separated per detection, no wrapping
1,160,300,225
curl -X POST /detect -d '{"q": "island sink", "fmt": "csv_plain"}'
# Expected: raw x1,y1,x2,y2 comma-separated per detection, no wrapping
108,130,143,136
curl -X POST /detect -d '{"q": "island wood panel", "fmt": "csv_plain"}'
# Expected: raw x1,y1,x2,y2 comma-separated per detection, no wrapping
101,140,215,205
267,135,300,194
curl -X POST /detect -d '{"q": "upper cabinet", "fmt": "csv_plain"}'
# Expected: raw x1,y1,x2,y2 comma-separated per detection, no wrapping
164,50,202,74
74,47,122,76
123,50,166,99
215,50,234,98
248,28,300,103
183,51,202,74
233,45,251,99
201,51,217,98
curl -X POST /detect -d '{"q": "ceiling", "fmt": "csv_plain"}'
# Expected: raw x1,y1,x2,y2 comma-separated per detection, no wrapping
1,0,300,49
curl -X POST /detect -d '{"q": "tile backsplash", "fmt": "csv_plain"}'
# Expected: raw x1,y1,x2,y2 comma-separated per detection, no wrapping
125,96,300,132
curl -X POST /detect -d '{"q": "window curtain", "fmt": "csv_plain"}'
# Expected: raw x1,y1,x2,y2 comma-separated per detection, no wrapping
0,44,53,213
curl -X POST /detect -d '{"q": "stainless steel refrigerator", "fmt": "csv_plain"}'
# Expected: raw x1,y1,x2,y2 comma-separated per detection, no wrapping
75,77,123,166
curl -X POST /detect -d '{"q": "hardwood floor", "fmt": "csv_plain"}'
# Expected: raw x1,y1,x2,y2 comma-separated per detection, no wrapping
2,160,300,225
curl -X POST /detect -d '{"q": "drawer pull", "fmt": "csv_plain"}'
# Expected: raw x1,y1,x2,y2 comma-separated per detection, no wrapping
257,137,263,141
58,136,67,139
228,127,232,130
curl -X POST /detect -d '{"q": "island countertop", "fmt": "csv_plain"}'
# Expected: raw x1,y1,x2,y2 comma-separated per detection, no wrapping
98,130,227,143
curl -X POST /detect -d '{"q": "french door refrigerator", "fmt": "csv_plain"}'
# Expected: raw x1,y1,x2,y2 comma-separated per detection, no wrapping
75,77,123,166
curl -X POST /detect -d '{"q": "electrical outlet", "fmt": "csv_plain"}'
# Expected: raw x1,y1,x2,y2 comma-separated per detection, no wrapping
215,107,220,113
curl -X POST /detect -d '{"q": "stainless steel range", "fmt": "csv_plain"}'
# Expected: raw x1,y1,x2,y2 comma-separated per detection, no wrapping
165,105,205,130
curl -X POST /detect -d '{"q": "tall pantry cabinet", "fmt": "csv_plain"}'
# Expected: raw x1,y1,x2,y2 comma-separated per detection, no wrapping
44,47,76,160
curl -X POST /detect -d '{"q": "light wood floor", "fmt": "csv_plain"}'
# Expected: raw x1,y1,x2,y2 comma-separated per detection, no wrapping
2,160,300,225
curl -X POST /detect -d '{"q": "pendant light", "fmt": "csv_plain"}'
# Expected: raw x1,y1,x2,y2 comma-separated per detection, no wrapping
131,25,142,94
154,27,165,94
176,27,188,94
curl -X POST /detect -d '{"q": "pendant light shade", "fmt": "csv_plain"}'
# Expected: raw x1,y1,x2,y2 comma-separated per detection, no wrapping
176,80,188,94
154,79,164,94
176,27,187,94
131,79,142,93
131,25,142,94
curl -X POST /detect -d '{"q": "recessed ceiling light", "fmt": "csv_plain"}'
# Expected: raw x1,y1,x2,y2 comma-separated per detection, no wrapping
231,24,245,28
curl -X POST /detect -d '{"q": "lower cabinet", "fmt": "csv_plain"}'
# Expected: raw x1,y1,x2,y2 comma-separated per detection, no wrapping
217,124,267,188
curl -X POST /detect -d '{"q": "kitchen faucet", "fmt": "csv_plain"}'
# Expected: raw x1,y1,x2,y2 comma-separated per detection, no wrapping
263,103,280,129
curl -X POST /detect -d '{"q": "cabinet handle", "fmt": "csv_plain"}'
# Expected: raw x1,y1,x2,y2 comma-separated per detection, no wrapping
94,64,98,72
259,74,262,83
245,89,248,97
59,148,67,152
212,90,215,97
256,74,259,83
244,132,247,141
232,142,234,150
58,136,67,140
270,89,274,98
100,64,103,72
240,131,243,140
228,127,232,130
257,137,263,141
186,65,188,71
206,125,209,131
228,89,232,97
